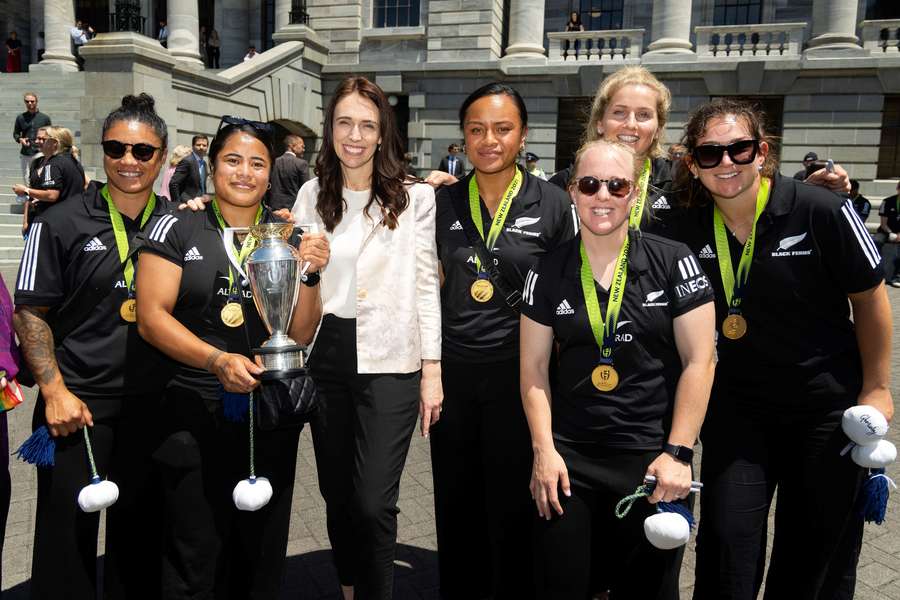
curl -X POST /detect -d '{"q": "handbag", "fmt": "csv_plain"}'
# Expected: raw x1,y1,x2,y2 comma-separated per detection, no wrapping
254,373,319,431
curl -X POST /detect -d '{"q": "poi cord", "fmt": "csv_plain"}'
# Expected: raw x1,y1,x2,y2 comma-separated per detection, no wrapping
83,427,100,481
248,390,256,479
615,484,695,527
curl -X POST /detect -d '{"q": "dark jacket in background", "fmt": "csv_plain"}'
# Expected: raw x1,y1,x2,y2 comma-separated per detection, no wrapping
168,154,207,203
268,151,309,210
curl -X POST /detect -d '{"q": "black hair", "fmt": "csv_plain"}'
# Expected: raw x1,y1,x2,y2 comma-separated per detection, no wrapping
102,93,168,146
458,82,528,130
850,178,860,190
191,134,209,145
208,123,275,170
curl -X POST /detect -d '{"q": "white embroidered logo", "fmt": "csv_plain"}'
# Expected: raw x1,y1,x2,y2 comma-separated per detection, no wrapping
555,299,575,315
776,232,807,251
698,244,716,259
184,247,204,261
83,237,107,252
644,290,667,305
651,196,670,209
513,216,541,229
450,220,463,231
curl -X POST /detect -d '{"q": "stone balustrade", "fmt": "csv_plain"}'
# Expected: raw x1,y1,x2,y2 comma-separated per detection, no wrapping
547,29,645,63
695,22,806,59
861,20,900,55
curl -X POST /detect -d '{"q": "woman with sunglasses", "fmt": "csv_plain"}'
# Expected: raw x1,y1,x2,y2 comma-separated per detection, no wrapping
670,98,892,599
520,138,715,599
429,82,576,600
14,126,85,236
136,117,327,598
289,76,440,600
13,93,175,599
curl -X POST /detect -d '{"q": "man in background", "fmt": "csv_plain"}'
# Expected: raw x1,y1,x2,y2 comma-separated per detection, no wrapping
169,135,209,203
793,151,818,180
439,143,464,178
13,92,51,203
268,134,309,211
850,179,871,223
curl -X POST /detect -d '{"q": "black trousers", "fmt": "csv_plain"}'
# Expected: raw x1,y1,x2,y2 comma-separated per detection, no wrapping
429,357,535,600
309,315,421,600
874,233,899,282
534,445,683,600
155,385,301,599
693,398,864,600
30,392,163,600
0,411,9,587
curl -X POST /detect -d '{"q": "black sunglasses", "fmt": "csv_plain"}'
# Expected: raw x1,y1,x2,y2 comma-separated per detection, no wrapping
691,139,759,169
574,176,633,198
101,140,161,162
217,115,273,134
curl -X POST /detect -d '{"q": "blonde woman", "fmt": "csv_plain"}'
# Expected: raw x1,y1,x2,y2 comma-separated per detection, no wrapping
13,126,85,236
160,144,191,199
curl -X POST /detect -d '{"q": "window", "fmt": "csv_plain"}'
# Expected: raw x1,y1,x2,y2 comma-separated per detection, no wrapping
866,0,900,20
375,0,420,28
578,0,624,31
713,0,762,26
878,96,900,179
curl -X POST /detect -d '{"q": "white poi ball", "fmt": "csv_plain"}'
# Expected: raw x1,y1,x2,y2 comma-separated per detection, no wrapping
77,477,119,513
643,512,691,550
233,476,273,511
852,439,898,468
842,405,889,446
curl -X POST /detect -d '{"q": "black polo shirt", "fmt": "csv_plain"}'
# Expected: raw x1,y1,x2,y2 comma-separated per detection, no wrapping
879,194,899,234
14,182,174,398
138,207,293,401
28,153,85,217
666,175,883,401
436,168,577,362
520,231,713,449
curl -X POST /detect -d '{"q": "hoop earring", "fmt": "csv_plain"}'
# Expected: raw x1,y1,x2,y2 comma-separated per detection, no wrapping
267,182,272,190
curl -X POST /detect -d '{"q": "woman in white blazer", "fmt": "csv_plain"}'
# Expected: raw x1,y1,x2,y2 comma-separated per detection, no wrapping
290,76,442,600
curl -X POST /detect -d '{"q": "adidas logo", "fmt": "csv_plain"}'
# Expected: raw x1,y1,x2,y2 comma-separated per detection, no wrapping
450,220,463,231
652,196,670,210
556,299,575,315
184,247,204,261
83,237,107,252
698,244,716,259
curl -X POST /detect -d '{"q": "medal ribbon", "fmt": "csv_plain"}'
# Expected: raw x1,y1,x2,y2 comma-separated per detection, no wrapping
101,184,157,295
628,158,652,229
579,234,629,363
712,177,770,312
211,197,263,296
467,168,523,274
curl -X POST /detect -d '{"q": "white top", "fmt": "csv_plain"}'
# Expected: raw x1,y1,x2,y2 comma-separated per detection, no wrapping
292,178,441,374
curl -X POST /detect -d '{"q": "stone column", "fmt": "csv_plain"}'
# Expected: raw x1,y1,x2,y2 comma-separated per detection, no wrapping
167,0,204,67
275,0,292,32
36,0,78,71
503,0,546,62
644,0,694,56
806,0,864,55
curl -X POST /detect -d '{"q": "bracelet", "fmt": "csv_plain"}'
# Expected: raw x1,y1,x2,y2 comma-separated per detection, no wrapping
205,349,224,372
301,271,320,287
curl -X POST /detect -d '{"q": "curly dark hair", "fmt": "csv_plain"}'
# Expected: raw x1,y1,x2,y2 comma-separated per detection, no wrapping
675,97,779,208
315,76,410,232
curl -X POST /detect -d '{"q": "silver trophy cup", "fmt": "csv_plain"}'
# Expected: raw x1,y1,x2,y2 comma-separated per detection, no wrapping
226,222,306,379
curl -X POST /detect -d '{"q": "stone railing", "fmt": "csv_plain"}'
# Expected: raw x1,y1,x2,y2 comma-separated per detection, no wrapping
861,20,900,55
694,22,805,59
547,29,645,63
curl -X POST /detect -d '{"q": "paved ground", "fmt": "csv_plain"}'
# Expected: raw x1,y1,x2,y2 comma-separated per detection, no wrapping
0,266,899,599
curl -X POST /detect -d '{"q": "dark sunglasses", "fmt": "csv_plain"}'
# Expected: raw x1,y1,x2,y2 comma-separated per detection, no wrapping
691,139,759,169
101,140,161,162
217,115,273,134
574,176,633,198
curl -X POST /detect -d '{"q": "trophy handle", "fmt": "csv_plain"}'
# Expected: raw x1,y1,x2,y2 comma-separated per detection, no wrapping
296,223,318,282
222,227,251,282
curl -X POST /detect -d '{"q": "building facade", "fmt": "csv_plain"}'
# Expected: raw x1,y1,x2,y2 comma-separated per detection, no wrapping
7,0,900,200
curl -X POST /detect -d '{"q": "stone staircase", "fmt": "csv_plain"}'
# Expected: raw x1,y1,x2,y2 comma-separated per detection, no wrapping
0,72,87,265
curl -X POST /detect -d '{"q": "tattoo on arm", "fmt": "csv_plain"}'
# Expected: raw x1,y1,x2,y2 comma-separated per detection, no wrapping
13,306,60,386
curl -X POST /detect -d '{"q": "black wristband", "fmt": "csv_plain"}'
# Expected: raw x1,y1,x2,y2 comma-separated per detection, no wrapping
301,271,320,287
663,443,694,464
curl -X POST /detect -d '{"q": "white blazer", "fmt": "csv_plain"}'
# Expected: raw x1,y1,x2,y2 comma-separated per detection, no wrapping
292,178,442,374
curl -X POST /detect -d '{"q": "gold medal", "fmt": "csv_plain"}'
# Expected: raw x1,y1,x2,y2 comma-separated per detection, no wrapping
470,279,494,303
591,364,619,392
119,298,137,323
220,302,244,327
722,313,747,340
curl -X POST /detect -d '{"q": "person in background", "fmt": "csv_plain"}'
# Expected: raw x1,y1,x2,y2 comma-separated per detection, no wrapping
13,92,51,202
243,45,258,61
564,11,584,58
199,25,208,66
269,134,309,211
525,152,547,180
5,31,22,73
793,151,818,181
35,30,45,62
207,28,221,68
70,19,92,69
876,180,900,287
850,179,871,223
160,144,192,200
157,20,168,48
169,135,209,203
438,143,464,178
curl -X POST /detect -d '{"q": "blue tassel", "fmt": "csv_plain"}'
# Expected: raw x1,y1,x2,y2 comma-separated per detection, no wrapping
857,468,896,525
657,501,695,528
15,425,55,467
222,391,249,423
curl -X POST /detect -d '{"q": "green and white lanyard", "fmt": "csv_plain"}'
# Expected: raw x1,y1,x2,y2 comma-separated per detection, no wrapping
629,158,652,230
101,184,156,299
211,197,263,300
467,168,523,276
580,234,629,364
